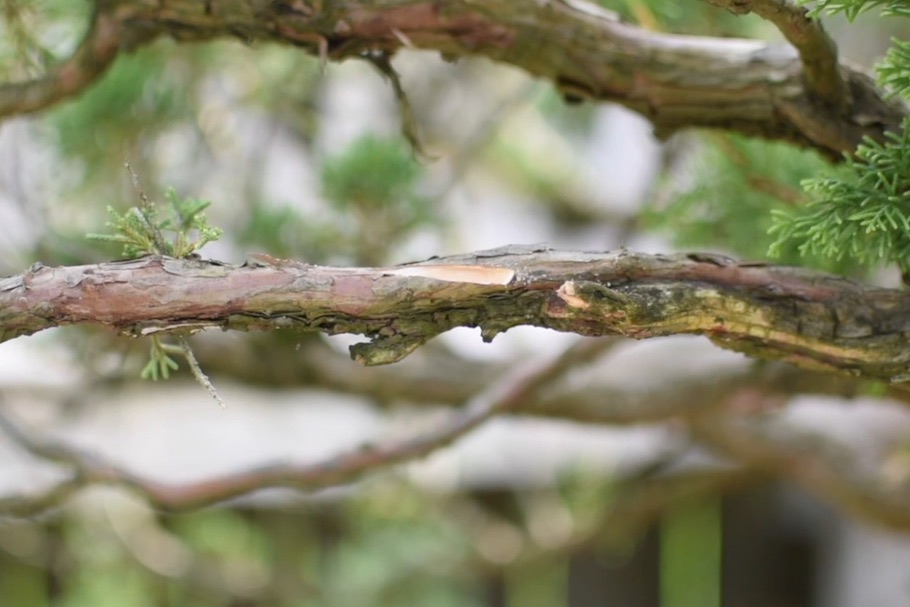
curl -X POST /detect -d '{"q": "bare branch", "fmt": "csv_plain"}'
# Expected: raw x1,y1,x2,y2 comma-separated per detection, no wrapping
704,0,848,111
0,337,617,515
3,247,910,382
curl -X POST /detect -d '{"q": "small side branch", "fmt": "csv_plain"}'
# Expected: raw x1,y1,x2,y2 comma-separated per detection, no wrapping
705,0,848,111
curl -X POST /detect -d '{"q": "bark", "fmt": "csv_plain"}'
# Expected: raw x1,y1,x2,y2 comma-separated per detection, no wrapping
0,0,905,157
3,246,910,383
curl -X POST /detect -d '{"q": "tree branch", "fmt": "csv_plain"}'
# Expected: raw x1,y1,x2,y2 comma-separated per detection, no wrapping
0,337,617,515
0,10,131,117
704,0,848,112
0,0,904,157
3,247,910,382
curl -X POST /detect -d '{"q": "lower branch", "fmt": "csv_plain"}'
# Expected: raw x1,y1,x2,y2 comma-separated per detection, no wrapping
0,337,615,515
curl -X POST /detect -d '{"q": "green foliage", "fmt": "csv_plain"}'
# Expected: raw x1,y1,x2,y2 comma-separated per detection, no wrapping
140,336,180,381
646,135,860,273
313,487,476,607
806,0,910,19
50,45,187,171
878,39,910,98
321,134,426,213
319,134,436,264
88,188,222,259
238,135,438,265
770,118,910,272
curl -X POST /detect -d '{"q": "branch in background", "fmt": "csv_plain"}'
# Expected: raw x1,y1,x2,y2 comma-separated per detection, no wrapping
0,0,904,157
188,335,886,412
0,11,133,117
704,0,848,111
0,337,617,516
693,412,910,529
3,247,910,382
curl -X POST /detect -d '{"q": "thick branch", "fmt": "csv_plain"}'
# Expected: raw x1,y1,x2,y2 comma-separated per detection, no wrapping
0,0,905,157
3,247,910,382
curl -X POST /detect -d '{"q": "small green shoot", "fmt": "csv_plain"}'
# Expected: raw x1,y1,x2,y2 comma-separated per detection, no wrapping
90,165,226,405
141,336,181,381
88,188,223,259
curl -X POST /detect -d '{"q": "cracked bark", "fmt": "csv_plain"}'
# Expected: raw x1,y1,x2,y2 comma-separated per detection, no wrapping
3,247,910,383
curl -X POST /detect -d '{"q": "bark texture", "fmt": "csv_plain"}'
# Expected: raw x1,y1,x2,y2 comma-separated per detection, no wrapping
3,246,910,382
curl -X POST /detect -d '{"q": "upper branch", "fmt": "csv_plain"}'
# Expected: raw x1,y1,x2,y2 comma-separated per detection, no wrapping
3,246,910,382
0,0,905,157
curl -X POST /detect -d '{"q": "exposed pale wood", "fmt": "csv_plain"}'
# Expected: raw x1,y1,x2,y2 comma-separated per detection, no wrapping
3,247,910,381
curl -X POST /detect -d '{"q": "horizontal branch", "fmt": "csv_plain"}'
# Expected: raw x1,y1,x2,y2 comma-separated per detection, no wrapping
1,0,905,157
3,247,910,382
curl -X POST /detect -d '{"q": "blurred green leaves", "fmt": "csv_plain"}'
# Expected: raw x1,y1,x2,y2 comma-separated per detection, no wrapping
239,134,437,265
50,45,187,173
645,134,862,274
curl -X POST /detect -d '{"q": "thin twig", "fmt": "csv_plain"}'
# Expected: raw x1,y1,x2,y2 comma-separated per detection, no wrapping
178,336,226,408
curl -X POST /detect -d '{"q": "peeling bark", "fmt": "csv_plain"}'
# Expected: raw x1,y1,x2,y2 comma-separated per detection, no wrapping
3,246,910,382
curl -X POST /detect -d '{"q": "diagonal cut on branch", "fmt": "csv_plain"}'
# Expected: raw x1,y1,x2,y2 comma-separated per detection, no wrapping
0,0,904,157
0,337,617,515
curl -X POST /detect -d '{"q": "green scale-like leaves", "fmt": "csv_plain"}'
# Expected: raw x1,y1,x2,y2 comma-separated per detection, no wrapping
770,119,910,272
